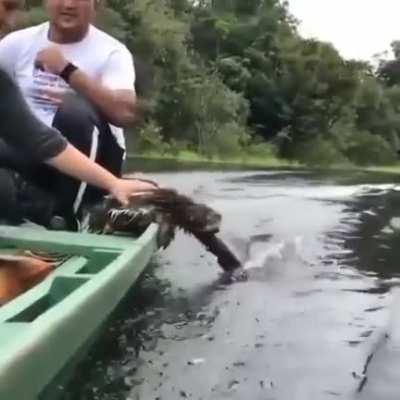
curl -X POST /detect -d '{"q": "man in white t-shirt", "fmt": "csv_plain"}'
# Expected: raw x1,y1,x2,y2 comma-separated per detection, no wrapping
0,0,138,223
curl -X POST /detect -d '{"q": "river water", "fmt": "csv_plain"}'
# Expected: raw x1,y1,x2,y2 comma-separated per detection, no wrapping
62,168,400,400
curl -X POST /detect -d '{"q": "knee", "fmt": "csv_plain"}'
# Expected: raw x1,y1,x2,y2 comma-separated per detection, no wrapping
52,95,101,142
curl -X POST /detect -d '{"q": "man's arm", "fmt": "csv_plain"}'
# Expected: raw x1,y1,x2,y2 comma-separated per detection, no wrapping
68,72,136,127
47,145,157,205
36,46,137,128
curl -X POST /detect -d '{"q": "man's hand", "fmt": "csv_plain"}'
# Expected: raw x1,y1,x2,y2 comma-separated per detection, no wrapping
110,178,159,206
35,46,68,75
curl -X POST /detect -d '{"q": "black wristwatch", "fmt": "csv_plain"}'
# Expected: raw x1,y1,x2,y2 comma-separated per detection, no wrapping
60,62,78,83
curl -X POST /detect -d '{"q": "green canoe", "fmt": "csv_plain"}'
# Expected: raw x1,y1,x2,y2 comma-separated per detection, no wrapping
0,223,159,400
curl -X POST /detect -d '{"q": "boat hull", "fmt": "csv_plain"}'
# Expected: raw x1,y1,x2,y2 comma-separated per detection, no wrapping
0,224,158,400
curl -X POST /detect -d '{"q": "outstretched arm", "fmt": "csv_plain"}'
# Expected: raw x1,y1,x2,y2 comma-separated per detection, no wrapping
46,144,156,205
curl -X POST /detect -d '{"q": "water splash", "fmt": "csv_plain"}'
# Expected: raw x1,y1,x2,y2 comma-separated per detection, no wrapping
225,233,311,282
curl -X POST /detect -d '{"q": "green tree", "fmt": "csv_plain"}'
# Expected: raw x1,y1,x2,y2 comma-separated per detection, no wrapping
18,0,400,165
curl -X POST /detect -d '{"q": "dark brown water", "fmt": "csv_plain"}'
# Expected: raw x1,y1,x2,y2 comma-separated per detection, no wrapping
61,168,400,400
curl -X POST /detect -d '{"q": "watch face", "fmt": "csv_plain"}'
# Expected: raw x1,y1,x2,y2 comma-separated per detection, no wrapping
34,59,45,72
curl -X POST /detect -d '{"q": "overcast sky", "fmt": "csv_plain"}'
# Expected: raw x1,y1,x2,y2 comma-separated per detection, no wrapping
287,0,400,61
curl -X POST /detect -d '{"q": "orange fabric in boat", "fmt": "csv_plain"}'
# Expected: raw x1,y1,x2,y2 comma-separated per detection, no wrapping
0,255,55,305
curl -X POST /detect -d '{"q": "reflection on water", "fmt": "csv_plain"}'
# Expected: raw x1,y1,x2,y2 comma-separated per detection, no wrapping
60,168,400,400
328,188,400,280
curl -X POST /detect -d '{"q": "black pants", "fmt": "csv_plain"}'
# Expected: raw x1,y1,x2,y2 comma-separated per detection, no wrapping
0,95,124,223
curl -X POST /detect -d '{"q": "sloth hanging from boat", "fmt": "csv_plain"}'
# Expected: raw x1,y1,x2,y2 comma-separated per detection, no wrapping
87,182,244,274
0,174,245,304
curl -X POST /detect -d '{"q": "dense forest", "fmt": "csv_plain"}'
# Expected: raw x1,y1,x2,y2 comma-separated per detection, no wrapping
22,0,400,166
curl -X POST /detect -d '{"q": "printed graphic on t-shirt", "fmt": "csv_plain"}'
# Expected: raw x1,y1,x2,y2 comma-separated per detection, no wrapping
29,65,72,116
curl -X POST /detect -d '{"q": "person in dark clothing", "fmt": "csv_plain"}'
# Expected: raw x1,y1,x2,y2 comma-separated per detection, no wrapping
0,90,126,219
0,65,156,208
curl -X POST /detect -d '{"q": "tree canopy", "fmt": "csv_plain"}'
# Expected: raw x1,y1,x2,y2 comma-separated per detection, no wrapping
21,0,400,165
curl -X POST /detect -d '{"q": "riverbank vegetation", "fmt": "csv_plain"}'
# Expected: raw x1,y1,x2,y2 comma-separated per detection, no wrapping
23,0,400,167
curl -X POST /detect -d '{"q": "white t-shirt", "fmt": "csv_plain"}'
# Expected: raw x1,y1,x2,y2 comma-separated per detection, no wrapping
0,22,136,150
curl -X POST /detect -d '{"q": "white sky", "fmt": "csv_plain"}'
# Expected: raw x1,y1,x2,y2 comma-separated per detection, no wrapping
287,0,400,61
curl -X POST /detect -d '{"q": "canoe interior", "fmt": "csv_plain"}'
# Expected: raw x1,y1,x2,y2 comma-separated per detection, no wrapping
0,224,158,400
